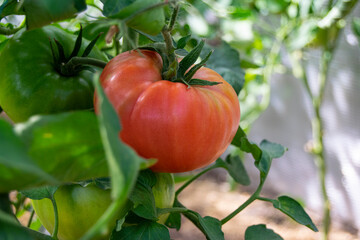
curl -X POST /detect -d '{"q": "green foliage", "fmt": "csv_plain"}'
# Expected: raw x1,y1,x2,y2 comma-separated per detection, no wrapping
202,41,245,95
216,155,251,186
23,0,87,29
111,220,171,240
21,186,59,200
273,196,318,231
245,224,283,240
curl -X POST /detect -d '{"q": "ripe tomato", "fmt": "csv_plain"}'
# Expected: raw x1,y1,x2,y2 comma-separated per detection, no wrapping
31,173,175,240
96,50,240,173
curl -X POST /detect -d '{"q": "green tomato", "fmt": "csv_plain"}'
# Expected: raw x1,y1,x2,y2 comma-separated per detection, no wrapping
32,173,175,240
0,26,107,123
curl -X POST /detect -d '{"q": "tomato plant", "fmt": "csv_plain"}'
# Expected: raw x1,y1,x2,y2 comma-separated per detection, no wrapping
96,49,240,173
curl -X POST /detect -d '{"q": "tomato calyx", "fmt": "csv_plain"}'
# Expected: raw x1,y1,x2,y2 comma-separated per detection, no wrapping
143,39,222,88
49,26,107,77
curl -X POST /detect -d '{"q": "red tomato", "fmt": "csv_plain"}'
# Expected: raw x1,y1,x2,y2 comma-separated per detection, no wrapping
96,50,240,173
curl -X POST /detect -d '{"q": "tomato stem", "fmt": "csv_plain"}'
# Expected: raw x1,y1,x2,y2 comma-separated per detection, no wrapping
220,175,266,225
175,164,219,197
0,25,23,35
168,3,180,32
27,209,35,228
50,197,59,240
60,56,107,75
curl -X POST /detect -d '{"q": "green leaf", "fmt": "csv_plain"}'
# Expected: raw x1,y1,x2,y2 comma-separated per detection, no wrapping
165,212,181,230
176,35,191,49
245,224,283,240
21,185,58,200
101,0,134,17
15,111,108,183
23,0,87,30
218,155,250,186
255,140,287,181
82,73,142,239
260,140,287,159
231,127,262,161
0,210,52,240
193,213,224,240
0,194,12,215
129,170,158,221
0,119,58,192
0,0,24,19
111,220,171,240
273,196,318,232
201,41,244,95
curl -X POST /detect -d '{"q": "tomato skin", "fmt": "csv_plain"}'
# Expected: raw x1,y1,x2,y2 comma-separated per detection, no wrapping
32,173,175,240
97,50,240,173
0,26,107,123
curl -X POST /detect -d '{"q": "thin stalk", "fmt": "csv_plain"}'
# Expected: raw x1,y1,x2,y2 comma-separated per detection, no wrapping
50,197,59,240
314,48,333,240
63,56,108,69
221,178,265,225
161,3,180,80
168,4,180,31
175,165,219,197
0,25,22,35
27,209,35,228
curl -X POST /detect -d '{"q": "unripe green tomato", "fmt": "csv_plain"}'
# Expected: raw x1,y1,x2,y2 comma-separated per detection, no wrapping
32,173,175,240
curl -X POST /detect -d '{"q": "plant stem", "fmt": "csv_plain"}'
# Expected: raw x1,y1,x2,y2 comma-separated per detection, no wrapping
161,3,180,80
175,164,219,197
50,197,59,240
62,56,108,71
221,178,266,225
168,4,180,31
0,25,22,35
27,209,35,228
314,48,333,240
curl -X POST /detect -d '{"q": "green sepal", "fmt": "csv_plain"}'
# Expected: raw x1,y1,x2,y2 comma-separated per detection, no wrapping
82,32,103,57
184,50,213,82
69,25,83,60
48,39,60,69
54,39,66,63
176,40,205,79
187,79,222,86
